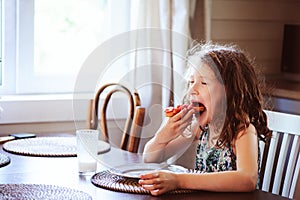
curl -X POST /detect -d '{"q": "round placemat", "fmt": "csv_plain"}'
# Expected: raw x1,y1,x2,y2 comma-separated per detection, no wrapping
0,153,10,168
91,170,193,194
3,137,77,157
0,184,92,200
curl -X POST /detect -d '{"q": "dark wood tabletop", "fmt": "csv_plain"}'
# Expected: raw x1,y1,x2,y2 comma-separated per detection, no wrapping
0,134,291,200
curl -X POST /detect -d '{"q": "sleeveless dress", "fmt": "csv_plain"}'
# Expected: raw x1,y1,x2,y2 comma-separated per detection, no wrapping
194,127,261,187
194,128,237,172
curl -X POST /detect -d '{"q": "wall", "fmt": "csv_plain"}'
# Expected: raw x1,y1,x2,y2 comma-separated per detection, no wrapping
192,0,300,76
190,0,300,115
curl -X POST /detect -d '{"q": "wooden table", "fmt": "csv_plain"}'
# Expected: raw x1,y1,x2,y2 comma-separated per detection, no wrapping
0,134,291,200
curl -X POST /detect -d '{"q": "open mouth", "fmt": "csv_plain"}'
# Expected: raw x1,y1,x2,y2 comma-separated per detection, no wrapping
192,102,206,116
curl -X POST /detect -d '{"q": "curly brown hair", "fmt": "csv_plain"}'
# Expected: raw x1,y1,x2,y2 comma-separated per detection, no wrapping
186,42,272,146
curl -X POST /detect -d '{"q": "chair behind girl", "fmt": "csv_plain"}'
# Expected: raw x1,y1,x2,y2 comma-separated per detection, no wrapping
87,83,145,153
259,110,300,199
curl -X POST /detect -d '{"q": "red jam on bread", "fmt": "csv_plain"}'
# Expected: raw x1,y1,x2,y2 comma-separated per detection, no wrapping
164,105,187,117
164,103,205,117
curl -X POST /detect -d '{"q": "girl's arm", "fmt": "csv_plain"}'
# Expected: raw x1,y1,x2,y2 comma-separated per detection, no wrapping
143,108,195,163
143,131,194,163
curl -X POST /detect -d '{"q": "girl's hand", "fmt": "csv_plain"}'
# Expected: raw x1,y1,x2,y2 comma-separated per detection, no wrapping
139,170,179,196
142,105,196,163
157,107,195,143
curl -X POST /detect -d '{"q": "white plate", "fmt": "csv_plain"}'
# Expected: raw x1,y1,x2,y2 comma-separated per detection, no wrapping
98,141,110,154
109,163,188,179
110,163,166,179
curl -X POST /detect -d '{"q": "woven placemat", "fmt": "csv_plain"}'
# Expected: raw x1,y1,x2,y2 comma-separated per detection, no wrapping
3,137,77,157
91,170,193,194
0,184,92,200
0,153,10,168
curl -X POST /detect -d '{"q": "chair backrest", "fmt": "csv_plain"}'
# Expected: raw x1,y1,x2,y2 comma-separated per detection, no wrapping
259,110,300,199
87,83,145,153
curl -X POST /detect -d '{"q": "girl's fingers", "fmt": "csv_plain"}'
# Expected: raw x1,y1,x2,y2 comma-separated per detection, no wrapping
172,108,188,120
180,108,195,121
140,182,163,191
139,172,163,184
139,177,165,196
139,171,159,179
150,189,164,196
175,113,194,130
139,177,162,185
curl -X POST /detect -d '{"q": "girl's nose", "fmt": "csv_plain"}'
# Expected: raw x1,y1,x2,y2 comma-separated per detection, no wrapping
189,84,199,96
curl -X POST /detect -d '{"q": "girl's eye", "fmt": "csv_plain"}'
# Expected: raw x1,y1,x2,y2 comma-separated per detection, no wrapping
188,80,194,85
201,81,207,85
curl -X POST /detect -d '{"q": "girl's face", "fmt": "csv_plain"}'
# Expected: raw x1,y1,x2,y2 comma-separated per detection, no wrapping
187,60,226,128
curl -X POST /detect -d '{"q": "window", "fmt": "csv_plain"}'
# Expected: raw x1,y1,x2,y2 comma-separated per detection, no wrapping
1,0,135,95
1,0,16,94
0,0,2,86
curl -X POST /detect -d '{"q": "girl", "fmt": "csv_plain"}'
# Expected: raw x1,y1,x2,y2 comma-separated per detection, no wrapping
139,42,271,196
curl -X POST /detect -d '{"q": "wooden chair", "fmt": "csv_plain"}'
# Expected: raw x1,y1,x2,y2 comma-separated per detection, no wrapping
259,110,300,199
87,83,145,153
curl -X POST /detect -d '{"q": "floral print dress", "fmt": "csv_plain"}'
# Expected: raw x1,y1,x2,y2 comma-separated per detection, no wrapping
195,128,237,172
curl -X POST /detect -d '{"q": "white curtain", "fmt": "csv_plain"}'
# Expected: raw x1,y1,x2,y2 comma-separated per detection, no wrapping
132,0,196,141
